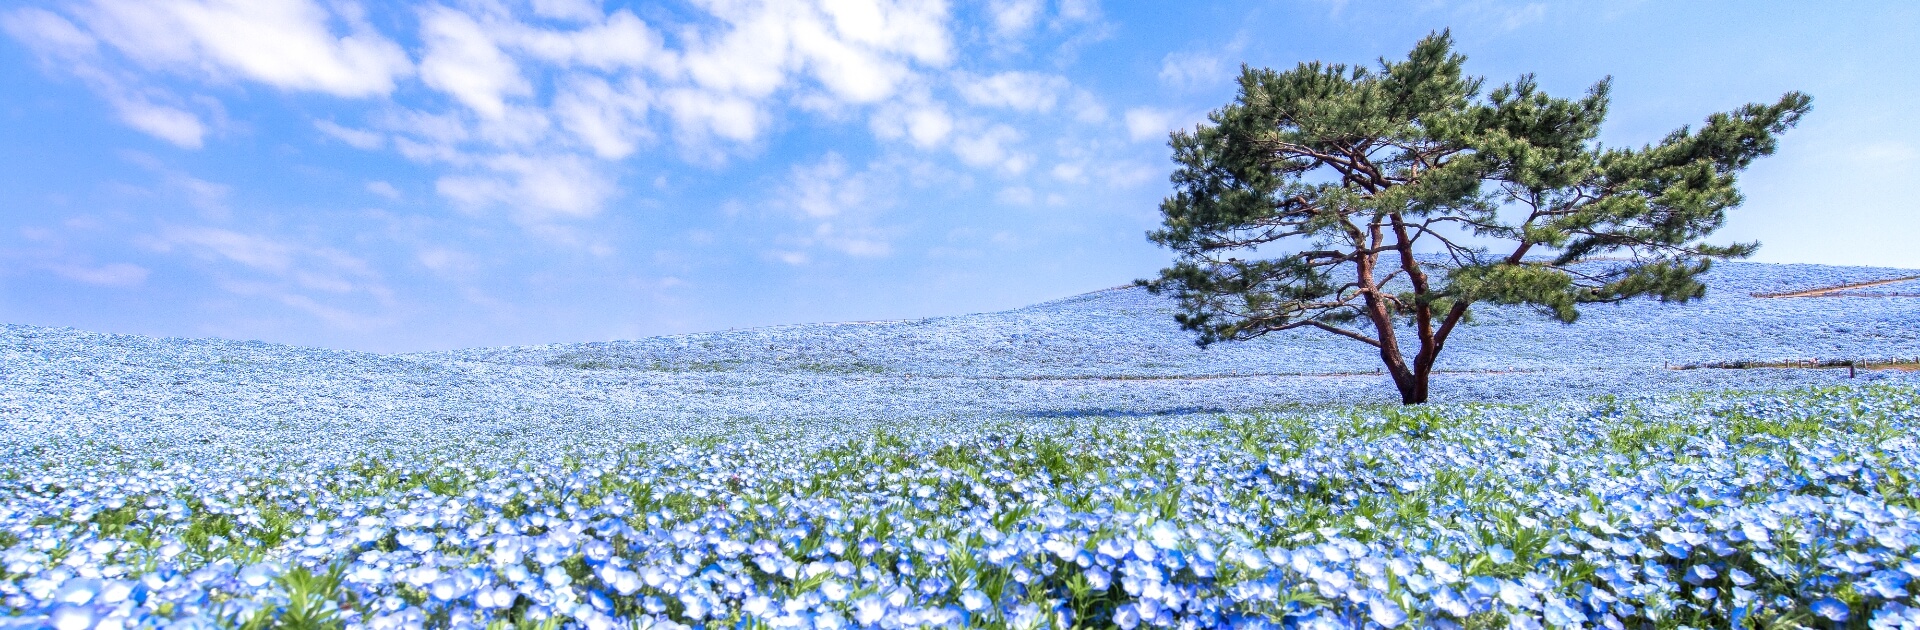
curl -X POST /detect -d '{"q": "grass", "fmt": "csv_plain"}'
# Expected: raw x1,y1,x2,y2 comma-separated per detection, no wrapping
789,361,889,375
543,354,744,372
544,354,890,374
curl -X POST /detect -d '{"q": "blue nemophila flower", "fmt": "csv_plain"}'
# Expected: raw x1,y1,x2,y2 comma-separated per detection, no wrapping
5,368,1920,629
1112,602,1143,630
1432,586,1472,618
1366,594,1407,627
1811,596,1851,622
1872,602,1920,630
1542,595,1587,628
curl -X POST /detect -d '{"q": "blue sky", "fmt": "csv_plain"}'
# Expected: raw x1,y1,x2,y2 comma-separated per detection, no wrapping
2,0,1915,352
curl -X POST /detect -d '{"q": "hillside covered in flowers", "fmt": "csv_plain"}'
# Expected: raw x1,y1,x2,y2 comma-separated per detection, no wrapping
3,261,1918,629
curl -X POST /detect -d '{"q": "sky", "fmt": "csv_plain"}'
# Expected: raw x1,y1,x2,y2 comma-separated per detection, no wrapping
2,0,1915,352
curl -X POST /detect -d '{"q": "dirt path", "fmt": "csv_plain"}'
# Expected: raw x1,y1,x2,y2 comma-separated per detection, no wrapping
1751,274,1920,298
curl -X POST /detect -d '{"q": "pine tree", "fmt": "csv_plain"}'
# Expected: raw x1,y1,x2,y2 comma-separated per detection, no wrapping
1140,31,1811,404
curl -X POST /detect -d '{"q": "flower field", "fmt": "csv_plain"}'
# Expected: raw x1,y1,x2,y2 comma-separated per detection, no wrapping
5,387,1919,629
3,261,1919,629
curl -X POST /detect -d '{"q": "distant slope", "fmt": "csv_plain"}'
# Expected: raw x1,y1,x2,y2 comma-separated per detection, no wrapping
4,261,1918,466
1753,274,1920,298
419,261,1920,378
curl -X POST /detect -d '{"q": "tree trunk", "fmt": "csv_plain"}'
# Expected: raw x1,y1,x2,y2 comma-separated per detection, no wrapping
1394,369,1430,404
1375,340,1428,405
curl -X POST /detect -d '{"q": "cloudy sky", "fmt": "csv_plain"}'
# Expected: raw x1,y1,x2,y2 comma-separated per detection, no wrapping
2,1,1915,352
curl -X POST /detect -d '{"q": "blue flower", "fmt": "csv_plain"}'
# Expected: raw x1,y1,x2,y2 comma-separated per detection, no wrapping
1811,597,1850,622
1542,596,1587,628
1084,566,1111,592
1367,595,1407,628
959,589,988,612
48,605,95,630
820,580,848,602
1148,522,1181,551
1112,602,1142,630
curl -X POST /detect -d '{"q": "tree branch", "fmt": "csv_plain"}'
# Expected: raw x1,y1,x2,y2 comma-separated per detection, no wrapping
1281,320,1382,347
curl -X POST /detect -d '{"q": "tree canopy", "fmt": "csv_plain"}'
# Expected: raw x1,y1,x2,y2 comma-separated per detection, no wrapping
1140,31,1811,404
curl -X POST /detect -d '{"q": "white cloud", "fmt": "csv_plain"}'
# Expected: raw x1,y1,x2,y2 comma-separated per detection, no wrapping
12,0,1081,228
371,0,951,185
666,0,953,120
1159,50,1222,89
553,74,651,159
419,7,530,119
952,125,1030,173
1057,0,1100,21
365,180,400,199
416,247,477,274
1857,141,1918,164
48,262,149,286
174,173,230,214
871,100,954,149
1066,89,1107,123
678,7,797,98
436,154,614,220
315,119,383,149
2,8,95,54
1124,107,1174,143
1050,162,1085,183
819,0,952,65
662,88,762,143
774,152,904,259
5,8,209,147
66,0,411,97
269,293,390,330
987,0,1043,36
1102,160,1158,187
955,71,1068,112
904,107,955,147
529,0,602,22
1498,3,1547,30
664,0,956,138
117,153,233,213
512,10,671,72
143,225,394,330
795,27,910,104
996,186,1034,205
382,109,470,150
117,100,207,148
476,105,557,149
152,226,295,271
670,0,951,111
791,152,865,218
823,229,890,257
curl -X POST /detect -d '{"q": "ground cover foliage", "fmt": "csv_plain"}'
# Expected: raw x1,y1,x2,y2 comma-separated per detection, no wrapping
8,263,1916,465
3,385,1919,629
3,261,1919,629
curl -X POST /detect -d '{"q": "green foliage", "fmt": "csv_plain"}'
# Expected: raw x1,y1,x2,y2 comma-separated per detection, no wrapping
1139,30,1810,403
265,563,351,630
